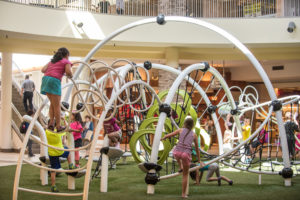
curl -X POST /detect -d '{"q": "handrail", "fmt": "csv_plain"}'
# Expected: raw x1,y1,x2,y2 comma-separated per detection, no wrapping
11,120,24,143
3,0,297,18
12,103,23,122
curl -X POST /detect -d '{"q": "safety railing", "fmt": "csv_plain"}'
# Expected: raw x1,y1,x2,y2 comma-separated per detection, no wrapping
4,0,300,18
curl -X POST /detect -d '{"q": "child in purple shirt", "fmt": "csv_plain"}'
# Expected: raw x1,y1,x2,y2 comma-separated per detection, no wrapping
161,118,201,198
103,109,122,147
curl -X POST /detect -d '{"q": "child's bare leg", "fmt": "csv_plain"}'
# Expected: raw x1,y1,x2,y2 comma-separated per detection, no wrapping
51,172,56,186
207,177,218,182
175,157,183,171
220,176,232,183
52,94,61,129
67,153,72,164
108,134,119,145
75,150,80,166
181,161,190,198
46,94,54,125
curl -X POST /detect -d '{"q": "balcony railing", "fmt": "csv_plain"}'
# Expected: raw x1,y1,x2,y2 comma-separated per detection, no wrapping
4,0,300,18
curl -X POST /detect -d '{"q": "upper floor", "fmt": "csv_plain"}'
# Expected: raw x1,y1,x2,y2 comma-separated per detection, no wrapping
4,0,300,18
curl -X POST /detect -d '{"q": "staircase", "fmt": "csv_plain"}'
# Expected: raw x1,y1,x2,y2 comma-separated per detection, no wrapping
11,83,40,154
12,84,26,116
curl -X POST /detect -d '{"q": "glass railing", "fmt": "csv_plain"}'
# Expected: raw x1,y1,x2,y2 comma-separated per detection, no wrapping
4,0,300,18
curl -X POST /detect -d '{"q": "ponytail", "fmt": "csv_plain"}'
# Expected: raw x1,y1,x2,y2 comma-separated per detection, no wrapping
51,47,69,63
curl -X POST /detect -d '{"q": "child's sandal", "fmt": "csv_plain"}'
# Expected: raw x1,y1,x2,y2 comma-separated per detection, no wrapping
56,126,66,133
48,124,54,131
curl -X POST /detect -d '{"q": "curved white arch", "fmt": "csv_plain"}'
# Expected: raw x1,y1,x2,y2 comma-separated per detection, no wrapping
65,16,289,180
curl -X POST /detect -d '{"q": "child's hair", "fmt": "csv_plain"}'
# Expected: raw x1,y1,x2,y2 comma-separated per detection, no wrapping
183,118,194,130
85,115,91,120
189,163,197,180
72,112,83,125
51,47,69,63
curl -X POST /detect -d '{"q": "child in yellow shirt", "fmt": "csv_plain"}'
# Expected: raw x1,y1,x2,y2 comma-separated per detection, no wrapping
45,129,75,192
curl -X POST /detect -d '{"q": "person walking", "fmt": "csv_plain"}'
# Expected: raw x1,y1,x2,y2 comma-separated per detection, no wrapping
21,75,35,112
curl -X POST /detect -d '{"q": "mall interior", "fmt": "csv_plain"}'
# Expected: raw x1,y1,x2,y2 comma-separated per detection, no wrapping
0,0,300,200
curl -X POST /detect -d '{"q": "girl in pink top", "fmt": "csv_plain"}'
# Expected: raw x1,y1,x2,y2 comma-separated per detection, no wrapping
161,118,201,198
41,47,73,132
69,112,83,167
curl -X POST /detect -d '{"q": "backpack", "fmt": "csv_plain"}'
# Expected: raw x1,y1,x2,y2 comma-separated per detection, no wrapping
19,121,27,134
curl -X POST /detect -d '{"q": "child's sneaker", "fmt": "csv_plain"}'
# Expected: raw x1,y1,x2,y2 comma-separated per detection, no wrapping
217,177,221,186
69,163,76,169
51,185,59,193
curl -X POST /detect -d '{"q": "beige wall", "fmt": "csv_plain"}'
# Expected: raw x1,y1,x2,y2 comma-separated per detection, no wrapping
230,61,300,83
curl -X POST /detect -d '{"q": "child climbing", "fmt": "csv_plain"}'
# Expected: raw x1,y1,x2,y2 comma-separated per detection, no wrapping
242,117,252,163
161,118,201,198
45,127,75,192
69,112,83,167
41,47,73,132
190,162,233,186
103,109,122,147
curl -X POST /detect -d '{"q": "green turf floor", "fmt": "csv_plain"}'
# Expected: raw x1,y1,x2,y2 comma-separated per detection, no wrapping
0,160,299,200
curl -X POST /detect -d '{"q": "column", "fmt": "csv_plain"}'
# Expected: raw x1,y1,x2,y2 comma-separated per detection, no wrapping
158,47,179,91
276,0,284,17
0,52,13,151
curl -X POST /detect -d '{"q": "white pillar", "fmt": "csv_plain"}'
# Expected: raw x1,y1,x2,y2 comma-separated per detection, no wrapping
100,135,109,192
0,52,13,151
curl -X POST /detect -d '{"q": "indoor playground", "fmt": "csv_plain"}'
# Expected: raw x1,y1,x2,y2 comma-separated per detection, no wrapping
0,1,300,200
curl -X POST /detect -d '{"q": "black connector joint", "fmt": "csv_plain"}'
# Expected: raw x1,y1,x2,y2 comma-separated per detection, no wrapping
200,62,210,72
159,103,171,117
145,172,160,185
230,108,239,115
156,14,166,25
100,147,109,155
207,105,217,114
279,167,293,179
270,100,282,112
144,61,152,70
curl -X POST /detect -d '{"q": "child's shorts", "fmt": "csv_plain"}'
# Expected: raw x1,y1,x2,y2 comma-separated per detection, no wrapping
173,150,191,166
75,138,82,148
49,147,69,169
206,163,220,180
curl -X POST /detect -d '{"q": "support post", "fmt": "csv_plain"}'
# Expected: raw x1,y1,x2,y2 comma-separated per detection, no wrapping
100,135,109,192
67,134,75,190
0,52,13,151
147,113,167,194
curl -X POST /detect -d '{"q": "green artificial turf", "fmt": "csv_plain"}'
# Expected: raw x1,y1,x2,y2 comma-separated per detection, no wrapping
0,160,299,200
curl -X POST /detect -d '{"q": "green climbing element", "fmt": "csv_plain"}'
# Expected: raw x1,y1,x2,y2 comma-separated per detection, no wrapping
129,89,211,165
129,129,171,165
